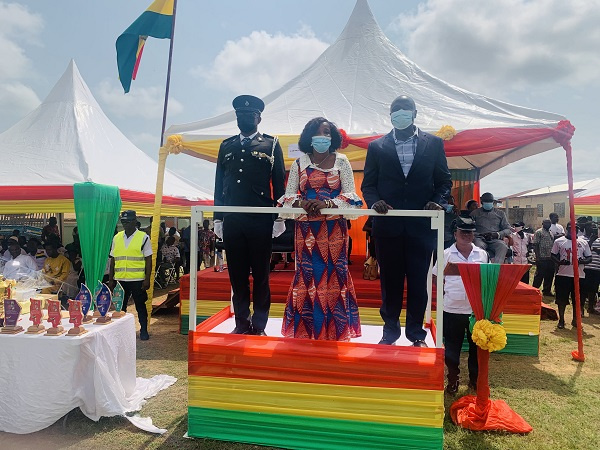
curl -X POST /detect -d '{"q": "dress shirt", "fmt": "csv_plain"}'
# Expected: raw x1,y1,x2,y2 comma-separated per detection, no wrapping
393,127,419,177
433,243,489,314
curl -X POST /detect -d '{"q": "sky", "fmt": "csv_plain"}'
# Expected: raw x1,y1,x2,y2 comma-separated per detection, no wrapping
1,0,599,199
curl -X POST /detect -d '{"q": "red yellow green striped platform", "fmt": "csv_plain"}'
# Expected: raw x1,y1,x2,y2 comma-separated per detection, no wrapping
188,307,444,449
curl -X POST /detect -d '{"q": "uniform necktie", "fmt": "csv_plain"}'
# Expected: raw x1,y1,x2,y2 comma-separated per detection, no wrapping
241,137,251,147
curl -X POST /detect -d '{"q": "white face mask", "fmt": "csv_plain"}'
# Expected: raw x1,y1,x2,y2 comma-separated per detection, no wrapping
391,109,414,130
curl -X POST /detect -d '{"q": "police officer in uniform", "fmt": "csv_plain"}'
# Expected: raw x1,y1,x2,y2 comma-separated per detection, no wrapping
213,95,286,335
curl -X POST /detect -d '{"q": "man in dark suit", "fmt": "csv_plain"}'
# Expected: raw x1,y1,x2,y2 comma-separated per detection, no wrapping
213,95,286,335
361,95,452,347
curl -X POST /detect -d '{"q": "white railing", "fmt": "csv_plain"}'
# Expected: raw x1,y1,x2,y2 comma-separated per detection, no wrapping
190,206,445,347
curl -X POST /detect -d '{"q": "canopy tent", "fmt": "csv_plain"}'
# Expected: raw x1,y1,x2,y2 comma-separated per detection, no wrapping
164,0,572,178
0,60,212,216
574,178,600,216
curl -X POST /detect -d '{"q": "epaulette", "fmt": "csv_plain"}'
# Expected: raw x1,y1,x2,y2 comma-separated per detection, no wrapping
223,135,237,143
261,133,276,140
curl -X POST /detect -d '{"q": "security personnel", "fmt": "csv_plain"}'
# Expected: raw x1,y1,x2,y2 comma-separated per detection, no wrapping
213,95,286,335
108,210,153,340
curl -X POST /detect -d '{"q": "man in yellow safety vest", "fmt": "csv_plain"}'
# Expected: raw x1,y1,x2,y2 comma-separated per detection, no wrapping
108,210,153,340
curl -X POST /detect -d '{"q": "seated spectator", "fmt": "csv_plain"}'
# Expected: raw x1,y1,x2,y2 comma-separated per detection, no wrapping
41,240,72,294
2,240,38,280
470,192,512,263
465,200,479,212
2,236,26,260
65,227,81,259
41,216,61,243
26,237,47,271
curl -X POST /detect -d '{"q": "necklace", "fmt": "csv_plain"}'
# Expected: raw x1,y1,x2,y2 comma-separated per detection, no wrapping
312,153,332,168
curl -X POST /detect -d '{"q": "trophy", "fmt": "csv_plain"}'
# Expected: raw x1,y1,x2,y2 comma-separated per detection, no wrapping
76,284,94,323
92,281,103,318
1,299,24,334
111,281,126,318
94,283,112,325
67,299,88,336
26,298,46,334
46,299,66,336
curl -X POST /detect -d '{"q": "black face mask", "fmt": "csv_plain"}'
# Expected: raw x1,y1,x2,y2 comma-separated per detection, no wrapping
237,116,257,134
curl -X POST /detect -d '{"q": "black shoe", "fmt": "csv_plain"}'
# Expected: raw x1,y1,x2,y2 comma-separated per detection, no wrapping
253,329,267,336
378,337,397,345
140,330,149,340
230,326,252,335
413,340,428,348
445,380,459,395
557,320,565,329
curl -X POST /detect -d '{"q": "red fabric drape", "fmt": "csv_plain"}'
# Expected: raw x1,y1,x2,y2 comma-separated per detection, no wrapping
489,264,530,322
340,120,575,157
456,263,483,320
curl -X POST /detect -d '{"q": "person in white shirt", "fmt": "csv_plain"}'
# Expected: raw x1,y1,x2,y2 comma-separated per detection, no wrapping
549,212,565,239
551,222,592,329
433,216,488,395
2,240,38,281
511,221,533,283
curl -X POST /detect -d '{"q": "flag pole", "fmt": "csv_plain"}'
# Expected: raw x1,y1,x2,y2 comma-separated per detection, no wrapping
160,0,178,147
147,0,178,319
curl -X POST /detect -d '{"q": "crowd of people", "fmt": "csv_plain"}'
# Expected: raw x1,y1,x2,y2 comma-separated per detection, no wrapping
0,218,82,298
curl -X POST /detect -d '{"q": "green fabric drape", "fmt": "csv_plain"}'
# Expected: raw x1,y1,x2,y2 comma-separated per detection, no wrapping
73,183,121,303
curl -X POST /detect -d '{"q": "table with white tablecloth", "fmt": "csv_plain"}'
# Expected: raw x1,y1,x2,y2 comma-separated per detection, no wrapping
0,313,175,434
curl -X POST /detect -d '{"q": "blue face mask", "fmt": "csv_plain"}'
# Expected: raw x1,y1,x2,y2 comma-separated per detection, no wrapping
445,205,454,213
391,109,414,130
311,136,331,153
482,202,494,211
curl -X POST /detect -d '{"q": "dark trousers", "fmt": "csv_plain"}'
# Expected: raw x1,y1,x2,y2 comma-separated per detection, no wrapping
584,269,600,311
375,234,433,342
223,214,273,331
520,269,530,284
532,259,555,295
443,312,478,384
120,280,148,329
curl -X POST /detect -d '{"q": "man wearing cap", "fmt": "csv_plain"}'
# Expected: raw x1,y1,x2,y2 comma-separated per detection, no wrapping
2,240,38,281
470,192,512,263
433,216,488,394
213,95,286,335
108,210,153,340
361,94,452,347
510,221,534,283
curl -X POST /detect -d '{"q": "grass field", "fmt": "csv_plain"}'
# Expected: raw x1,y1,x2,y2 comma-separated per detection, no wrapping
1,294,599,450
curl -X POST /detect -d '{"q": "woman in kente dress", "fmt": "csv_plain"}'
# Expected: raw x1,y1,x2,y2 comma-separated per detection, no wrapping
279,117,363,341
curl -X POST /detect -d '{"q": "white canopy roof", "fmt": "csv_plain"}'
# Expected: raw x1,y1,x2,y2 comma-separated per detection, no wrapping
0,60,211,201
166,0,567,177
574,178,600,199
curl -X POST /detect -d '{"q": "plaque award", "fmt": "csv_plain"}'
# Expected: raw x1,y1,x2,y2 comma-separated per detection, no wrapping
26,298,46,334
46,299,66,336
92,281,103,318
67,299,88,336
94,283,112,325
111,281,126,318
76,284,94,323
1,299,24,334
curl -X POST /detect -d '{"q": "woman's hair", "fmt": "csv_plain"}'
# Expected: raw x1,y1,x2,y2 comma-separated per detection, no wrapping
298,117,342,154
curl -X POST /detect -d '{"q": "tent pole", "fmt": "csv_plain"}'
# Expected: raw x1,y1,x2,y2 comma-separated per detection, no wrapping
147,0,178,322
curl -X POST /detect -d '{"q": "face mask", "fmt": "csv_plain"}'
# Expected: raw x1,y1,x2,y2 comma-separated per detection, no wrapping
237,116,257,133
445,205,454,213
391,109,414,130
482,202,494,211
311,136,331,153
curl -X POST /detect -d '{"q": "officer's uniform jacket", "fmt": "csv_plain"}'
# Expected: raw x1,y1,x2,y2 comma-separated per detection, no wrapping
214,132,286,220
